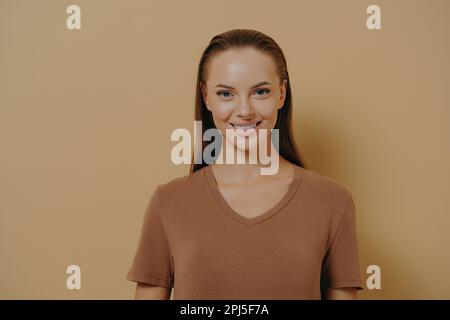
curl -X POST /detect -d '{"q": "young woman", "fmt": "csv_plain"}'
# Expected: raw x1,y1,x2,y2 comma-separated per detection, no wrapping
126,29,363,300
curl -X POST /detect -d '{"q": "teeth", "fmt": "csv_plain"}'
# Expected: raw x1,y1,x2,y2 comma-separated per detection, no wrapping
233,123,257,130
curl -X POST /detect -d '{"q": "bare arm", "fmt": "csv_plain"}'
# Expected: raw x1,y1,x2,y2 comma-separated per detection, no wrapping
134,282,172,300
325,287,358,300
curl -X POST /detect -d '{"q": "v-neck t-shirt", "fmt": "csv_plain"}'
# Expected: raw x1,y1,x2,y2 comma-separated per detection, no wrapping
126,164,364,299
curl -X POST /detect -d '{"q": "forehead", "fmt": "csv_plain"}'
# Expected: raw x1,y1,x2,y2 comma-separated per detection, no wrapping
206,47,278,87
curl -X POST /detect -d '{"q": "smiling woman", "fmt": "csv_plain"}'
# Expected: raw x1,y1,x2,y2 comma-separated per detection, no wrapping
126,29,363,300
194,31,298,173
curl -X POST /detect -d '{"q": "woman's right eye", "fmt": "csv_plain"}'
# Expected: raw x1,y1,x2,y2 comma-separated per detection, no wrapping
216,91,233,98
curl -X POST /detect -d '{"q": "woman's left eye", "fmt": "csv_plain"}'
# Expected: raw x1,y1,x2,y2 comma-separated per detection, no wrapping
255,88,270,96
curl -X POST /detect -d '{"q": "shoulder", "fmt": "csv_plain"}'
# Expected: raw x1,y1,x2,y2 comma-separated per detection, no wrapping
153,166,208,203
297,166,354,208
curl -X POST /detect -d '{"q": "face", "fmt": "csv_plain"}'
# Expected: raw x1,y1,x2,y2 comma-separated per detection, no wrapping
201,47,287,153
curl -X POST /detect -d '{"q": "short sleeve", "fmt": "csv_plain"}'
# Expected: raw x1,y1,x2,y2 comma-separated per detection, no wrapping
320,196,363,293
126,186,174,288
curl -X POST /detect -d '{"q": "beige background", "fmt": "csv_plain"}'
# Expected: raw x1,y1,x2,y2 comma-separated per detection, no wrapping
1,0,449,299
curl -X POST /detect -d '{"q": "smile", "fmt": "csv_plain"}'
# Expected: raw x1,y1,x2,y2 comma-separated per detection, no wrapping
229,120,262,131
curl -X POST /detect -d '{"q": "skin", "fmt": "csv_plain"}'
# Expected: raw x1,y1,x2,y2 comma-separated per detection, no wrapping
134,47,357,300
134,283,171,300
201,47,287,156
326,288,358,300
200,47,294,218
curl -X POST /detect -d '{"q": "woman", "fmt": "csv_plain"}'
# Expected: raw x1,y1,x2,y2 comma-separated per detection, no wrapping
126,29,363,300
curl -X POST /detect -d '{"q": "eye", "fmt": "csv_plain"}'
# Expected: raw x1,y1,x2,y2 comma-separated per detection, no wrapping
254,88,271,96
216,90,233,98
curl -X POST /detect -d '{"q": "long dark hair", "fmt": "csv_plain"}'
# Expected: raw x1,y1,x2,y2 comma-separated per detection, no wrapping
190,29,307,173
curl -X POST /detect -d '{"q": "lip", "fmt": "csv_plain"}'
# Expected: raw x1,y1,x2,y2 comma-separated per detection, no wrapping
228,120,263,129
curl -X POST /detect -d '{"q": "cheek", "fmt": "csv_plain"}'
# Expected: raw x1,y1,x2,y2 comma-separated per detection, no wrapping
254,98,279,119
209,101,235,123
209,96,279,123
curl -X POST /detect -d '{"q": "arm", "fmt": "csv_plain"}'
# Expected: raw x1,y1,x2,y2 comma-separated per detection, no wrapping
134,282,172,300
325,287,357,300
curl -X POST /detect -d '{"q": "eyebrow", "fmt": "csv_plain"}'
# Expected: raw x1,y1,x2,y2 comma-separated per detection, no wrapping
215,81,271,90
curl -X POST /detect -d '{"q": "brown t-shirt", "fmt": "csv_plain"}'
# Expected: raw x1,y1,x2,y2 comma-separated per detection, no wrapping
126,164,363,299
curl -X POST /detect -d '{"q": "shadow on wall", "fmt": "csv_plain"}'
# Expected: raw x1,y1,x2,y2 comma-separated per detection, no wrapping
292,103,433,300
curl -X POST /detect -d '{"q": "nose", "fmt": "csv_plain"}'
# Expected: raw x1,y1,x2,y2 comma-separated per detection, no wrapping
235,96,254,118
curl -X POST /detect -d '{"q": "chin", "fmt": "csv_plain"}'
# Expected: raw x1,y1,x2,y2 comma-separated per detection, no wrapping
233,140,259,153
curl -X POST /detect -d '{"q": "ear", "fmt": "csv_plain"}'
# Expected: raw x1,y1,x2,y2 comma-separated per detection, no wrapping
200,82,211,111
278,79,287,110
